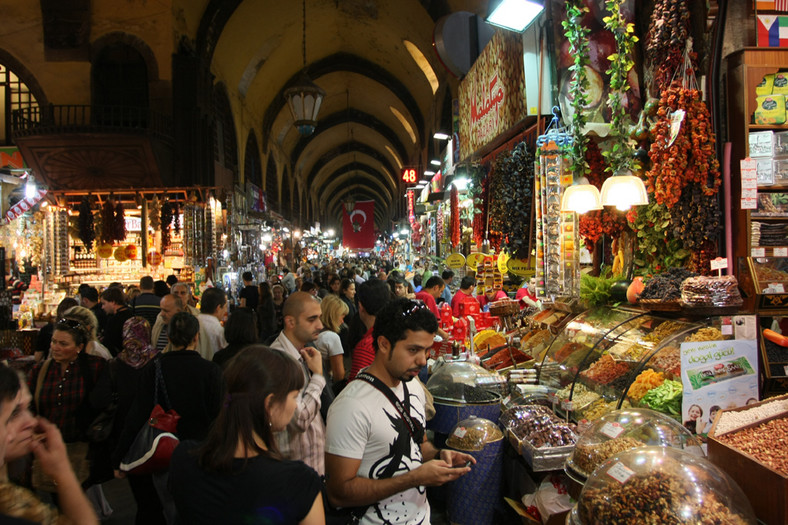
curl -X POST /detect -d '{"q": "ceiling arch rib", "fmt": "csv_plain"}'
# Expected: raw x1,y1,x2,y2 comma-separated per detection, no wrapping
326,185,387,224
319,164,395,203
290,108,408,168
196,0,243,62
306,140,398,189
311,152,397,198
262,53,425,147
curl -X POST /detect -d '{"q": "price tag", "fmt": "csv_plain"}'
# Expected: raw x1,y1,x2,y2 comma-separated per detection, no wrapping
742,198,758,210
445,253,466,269
710,257,728,271
742,188,758,199
784,365,788,376
752,248,766,257
667,109,685,147
453,427,467,438
607,462,636,484
562,400,574,411
775,247,788,257
599,422,626,439
741,178,758,190
721,325,734,335
767,283,786,293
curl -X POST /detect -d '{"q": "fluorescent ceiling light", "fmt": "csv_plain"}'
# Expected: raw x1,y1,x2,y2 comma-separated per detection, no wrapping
430,159,441,166
433,132,450,140
485,0,544,32
424,170,436,176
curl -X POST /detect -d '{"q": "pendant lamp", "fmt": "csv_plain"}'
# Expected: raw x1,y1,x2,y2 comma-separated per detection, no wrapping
600,170,649,211
284,0,325,136
561,177,602,214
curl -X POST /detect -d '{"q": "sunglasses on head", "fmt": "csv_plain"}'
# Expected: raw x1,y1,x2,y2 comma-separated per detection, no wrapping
401,300,427,317
56,318,83,330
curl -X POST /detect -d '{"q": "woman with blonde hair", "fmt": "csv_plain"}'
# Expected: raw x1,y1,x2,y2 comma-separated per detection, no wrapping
63,306,112,360
312,294,348,385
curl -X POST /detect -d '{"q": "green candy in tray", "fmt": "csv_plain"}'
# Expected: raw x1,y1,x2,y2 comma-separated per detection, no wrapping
640,380,683,416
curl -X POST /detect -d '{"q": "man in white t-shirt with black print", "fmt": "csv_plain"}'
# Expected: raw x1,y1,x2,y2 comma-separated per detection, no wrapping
325,297,474,524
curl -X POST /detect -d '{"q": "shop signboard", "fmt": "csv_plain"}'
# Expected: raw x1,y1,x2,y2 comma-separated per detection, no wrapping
507,258,532,277
246,182,266,213
466,252,485,270
458,30,526,160
445,252,465,269
0,147,25,170
407,190,416,223
680,338,759,438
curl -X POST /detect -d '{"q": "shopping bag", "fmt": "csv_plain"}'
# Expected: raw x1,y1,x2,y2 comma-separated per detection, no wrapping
119,404,180,475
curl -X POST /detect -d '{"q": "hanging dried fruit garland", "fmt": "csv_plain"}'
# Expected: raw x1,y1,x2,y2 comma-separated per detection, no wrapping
646,87,720,207
98,195,126,244
488,142,535,259
77,196,95,251
450,186,460,249
646,0,690,94
578,141,628,251
161,199,173,252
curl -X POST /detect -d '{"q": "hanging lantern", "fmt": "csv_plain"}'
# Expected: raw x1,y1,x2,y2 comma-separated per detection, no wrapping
113,246,127,262
97,244,113,259
124,244,138,260
147,250,162,266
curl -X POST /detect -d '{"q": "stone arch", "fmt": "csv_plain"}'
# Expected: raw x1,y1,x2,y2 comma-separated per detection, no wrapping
265,155,278,214
0,48,49,107
212,83,239,186
90,32,160,81
244,130,262,187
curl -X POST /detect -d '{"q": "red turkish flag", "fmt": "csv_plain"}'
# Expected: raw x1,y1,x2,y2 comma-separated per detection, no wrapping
342,200,375,250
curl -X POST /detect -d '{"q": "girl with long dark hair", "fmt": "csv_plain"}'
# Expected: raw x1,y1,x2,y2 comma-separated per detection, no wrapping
170,345,324,524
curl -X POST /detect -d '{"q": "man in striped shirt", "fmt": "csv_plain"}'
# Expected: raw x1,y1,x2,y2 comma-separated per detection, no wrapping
151,294,214,359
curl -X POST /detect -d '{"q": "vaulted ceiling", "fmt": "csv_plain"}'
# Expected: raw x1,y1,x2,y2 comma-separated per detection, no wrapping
195,0,491,230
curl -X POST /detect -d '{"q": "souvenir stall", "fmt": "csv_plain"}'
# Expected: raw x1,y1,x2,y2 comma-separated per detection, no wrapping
34,187,226,318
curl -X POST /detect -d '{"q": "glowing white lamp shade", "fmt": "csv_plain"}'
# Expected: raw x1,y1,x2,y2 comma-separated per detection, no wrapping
561,184,602,214
600,173,649,211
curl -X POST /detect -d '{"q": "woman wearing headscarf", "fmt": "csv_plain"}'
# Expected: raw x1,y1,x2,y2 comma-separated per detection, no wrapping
114,312,223,525
91,316,161,524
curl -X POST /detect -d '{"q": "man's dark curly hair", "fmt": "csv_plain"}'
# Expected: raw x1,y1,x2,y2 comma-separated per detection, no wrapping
372,297,438,352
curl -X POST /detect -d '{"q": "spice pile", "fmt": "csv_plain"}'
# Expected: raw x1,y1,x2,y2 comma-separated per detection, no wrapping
685,327,724,343
579,471,751,524
580,399,631,422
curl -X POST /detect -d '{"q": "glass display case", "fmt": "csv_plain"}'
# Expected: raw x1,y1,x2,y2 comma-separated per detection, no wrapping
536,307,720,422
741,256,788,311
569,447,757,524
565,408,703,482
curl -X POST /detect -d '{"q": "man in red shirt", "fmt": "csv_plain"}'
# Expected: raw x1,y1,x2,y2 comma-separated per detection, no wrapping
348,279,391,380
477,287,508,311
415,276,450,340
451,276,476,318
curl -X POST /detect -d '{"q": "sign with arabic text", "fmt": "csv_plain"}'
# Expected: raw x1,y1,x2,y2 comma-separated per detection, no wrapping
458,30,526,160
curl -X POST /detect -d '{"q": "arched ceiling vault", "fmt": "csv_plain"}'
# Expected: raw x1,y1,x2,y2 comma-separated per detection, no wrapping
200,0,491,229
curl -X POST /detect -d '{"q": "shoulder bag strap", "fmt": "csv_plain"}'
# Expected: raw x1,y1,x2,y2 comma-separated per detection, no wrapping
354,372,424,444
154,358,172,410
34,358,52,414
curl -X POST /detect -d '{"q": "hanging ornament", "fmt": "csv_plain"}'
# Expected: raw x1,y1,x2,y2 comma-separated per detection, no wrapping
124,244,138,260
97,243,113,259
113,246,128,262
147,250,162,266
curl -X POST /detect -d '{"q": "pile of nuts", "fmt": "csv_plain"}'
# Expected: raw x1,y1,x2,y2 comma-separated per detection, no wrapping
714,398,788,435
572,436,644,475
511,414,577,448
716,416,788,475
580,399,631,422
648,346,681,377
446,425,503,452
580,354,632,385
579,471,751,524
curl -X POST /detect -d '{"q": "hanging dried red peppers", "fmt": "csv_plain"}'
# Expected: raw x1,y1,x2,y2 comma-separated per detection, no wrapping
450,186,460,249
161,200,173,252
646,87,720,208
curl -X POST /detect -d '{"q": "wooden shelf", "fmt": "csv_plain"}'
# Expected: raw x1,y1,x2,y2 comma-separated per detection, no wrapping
750,124,788,129
751,214,788,219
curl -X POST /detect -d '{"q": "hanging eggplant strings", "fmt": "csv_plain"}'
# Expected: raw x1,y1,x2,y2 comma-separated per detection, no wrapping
114,199,126,243
77,196,95,251
161,199,173,252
